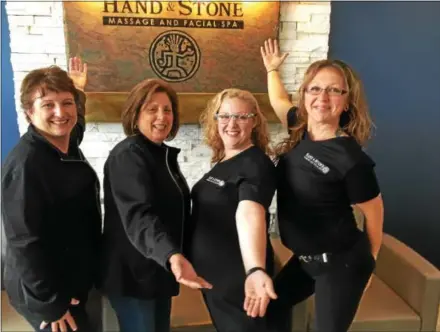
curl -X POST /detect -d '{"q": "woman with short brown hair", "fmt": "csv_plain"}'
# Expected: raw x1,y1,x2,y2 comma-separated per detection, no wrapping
100,78,211,332
2,58,101,332
121,78,180,138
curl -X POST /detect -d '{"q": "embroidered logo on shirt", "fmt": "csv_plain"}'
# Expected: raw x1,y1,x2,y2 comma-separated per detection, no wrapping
206,176,226,187
304,153,330,174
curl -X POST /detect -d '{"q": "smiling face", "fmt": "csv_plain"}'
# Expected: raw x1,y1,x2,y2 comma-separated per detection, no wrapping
137,91,173,144
304,66,349,126
217,97,255,152
26,90,77,147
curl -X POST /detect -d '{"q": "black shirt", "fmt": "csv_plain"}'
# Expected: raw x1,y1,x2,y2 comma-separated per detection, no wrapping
277,108,380,254
189,146,276,297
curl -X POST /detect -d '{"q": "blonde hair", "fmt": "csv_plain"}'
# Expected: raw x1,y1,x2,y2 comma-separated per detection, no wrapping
276,59,373,155
200,89,272,163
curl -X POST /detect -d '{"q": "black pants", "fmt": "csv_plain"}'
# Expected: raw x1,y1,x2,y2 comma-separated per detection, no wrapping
267,234,375,332
202,291,270,332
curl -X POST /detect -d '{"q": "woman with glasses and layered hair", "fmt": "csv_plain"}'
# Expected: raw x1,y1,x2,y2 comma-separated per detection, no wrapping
260,39,384,332
100,78,211,332
187,88,278,332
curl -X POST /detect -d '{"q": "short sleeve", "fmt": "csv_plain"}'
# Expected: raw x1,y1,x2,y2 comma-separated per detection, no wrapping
345,163,380,204
238,160,276,209
287,106,298,130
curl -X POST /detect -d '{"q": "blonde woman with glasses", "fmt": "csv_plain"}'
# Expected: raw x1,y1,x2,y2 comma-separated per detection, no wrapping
187,89,278,332
261,39,384,332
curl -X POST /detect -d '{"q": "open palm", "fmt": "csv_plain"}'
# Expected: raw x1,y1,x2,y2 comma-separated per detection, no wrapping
244,270,277,318
169,253,213,290
260,38,289,72
69,57,88,91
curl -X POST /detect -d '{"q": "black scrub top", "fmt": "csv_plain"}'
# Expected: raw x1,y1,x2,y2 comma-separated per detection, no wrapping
189,146,276,297
277,108,380,255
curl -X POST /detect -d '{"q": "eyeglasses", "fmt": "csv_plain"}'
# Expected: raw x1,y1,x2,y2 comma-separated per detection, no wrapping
305,86,348,96
214,113,256,123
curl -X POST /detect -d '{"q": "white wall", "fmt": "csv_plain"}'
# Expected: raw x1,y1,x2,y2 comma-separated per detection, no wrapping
5,1,331,195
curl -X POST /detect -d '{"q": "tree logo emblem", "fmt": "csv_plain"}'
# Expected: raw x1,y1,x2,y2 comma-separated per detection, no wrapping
149,30,201,82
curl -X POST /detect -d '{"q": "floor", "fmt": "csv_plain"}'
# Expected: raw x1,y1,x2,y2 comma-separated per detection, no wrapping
2,292,33,332
1,290,214,332
2,291,439,331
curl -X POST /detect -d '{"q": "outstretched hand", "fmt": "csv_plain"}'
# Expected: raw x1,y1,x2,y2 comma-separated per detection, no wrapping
40,298,80,331
68,57,88,91
169,253,213,290
260,38,289,72
244,270,277,318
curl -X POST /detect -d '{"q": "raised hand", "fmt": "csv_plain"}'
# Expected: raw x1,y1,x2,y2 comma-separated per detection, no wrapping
40,298,80,331
68,57,88,91
260,38,289,72
169,253,213,290
243,270,277,318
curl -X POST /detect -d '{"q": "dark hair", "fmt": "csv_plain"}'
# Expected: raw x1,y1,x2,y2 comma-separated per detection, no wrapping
20,66,79,122
121,78,180,140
